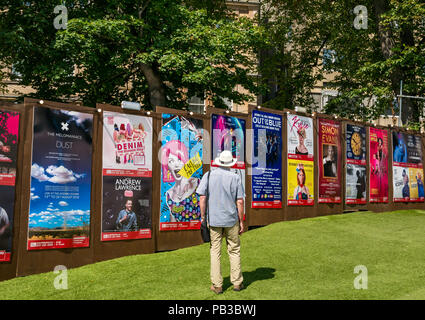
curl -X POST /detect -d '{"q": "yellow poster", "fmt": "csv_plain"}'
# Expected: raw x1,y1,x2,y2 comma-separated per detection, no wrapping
178,152,202,179
409,167,425,201
287,159,314,205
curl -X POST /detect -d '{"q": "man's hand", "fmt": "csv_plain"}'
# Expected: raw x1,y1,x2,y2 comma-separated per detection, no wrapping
239,220,244,235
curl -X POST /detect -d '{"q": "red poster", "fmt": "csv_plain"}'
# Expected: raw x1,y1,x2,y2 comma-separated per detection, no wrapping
318,119,341,203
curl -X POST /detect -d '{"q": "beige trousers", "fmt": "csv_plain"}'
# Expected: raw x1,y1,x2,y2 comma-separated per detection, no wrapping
209,223,243,288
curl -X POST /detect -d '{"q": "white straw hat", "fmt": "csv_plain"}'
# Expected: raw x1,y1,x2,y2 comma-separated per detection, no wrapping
213,150,237,167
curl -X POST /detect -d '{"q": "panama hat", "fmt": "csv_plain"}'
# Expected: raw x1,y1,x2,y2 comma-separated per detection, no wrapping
213,150,237,167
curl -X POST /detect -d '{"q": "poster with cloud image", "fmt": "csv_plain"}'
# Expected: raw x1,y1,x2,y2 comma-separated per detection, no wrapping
27,107,93,250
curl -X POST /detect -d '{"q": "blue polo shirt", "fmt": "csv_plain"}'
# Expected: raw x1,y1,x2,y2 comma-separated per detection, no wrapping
196,167,245,227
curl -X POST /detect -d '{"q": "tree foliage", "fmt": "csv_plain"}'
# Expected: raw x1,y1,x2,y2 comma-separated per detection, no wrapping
0,0,264,109
260,0,425,125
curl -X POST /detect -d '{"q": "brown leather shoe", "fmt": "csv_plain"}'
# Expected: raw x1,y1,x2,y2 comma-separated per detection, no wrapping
210,285,223,294
233,284,245,291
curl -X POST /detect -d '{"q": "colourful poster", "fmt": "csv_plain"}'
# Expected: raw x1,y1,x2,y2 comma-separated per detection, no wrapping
369,127,389,203
101,176,152,240
346,124,366,165
392,131,424,202
28,107,93,250
345,124,366,204
287,113,314,205
211,114,245,169
160,114,203,231
102,111,153,241
102,111,152,177
0,110,19,262
318,119,341,203
287,114,314,161
287,159,314,205
251,110,282,209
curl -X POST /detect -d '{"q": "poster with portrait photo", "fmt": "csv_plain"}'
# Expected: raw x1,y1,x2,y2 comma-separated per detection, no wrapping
345,164,366,204
409,167,425,202
393,165,411,202
160,114,203,231
0,186,15,262
318,119,341,203
369,127,389,203
211,114,245,169
28,107,93,250
287,114,314,160
101,176,152,241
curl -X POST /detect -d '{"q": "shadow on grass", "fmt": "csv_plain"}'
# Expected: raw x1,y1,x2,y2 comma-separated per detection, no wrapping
223,267,276,291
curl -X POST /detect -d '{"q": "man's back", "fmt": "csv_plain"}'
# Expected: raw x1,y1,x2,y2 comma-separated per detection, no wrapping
197,167,244,227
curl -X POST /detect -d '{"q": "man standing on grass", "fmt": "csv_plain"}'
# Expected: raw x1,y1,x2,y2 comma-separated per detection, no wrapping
197,150,245,294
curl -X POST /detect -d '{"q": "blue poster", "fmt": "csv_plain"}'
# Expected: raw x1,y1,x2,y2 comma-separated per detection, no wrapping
251,110,282,208
28,107,93,250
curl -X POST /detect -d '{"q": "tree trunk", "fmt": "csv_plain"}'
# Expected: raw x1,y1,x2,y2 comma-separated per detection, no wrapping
139,63,166,108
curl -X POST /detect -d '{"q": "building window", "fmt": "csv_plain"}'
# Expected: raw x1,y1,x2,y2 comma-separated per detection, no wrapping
188,96,205,113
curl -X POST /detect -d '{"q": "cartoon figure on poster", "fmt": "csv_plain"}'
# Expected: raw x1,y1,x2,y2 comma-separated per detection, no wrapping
293,163,310,201
160,114,203,230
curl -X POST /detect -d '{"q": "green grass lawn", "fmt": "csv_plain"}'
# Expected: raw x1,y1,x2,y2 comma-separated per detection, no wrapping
1,209,425,300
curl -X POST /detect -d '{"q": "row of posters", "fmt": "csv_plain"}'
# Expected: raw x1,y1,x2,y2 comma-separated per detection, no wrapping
0,110,19,261
2,105,424,253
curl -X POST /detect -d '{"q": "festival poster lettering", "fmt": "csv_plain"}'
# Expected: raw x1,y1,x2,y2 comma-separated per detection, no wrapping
251,110,282,209
287,114,314,205
318,118,341,203
160,114,203,231
102,112,153,241
0,110,19,262
369,127,388,203
392,131,424,202
28,107,93,250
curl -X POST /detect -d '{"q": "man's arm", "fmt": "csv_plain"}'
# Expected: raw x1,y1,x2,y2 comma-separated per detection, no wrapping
199,195,207,221
237,198,244,234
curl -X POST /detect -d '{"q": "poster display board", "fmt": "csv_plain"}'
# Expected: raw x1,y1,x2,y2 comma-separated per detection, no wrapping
345,124,367,204
369,127,389,203
392,132,424,202
160,114,203,231
28,107,93,250
251,110,282,209
287,114,314,205
318,119,341,203
0,110,19,261
101,111,153,241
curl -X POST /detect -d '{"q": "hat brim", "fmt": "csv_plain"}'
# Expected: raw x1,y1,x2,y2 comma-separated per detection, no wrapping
213,156,238,167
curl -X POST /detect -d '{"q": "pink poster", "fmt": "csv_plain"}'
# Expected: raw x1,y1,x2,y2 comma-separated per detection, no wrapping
0,110,19,262
369,127,389,202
